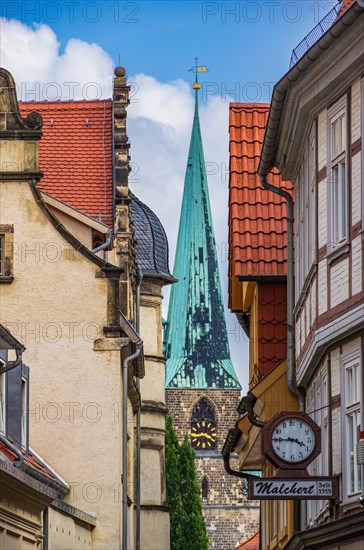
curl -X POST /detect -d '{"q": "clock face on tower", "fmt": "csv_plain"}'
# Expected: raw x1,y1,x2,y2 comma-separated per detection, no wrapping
190,398,217,450
191,420,216,449
271,417,316,464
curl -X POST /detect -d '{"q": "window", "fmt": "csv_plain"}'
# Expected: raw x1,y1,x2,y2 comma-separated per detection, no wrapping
306,365,329,525
295,124,317,299
342,351,362,498
0,235,4,276
201,476,208,499
0,225,14,282
328,97,348,249
21,376,28,448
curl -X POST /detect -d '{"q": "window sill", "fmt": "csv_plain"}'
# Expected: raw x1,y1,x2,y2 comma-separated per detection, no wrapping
326,242,350,264
0,276,14,284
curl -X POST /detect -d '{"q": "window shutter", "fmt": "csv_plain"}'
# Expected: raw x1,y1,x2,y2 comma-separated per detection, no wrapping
6,362,22,444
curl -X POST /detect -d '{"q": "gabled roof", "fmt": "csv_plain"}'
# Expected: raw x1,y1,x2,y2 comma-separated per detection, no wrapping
229,104,293,285
19,100,113,227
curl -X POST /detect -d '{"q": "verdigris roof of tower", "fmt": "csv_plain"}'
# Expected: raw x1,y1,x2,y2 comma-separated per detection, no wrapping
165,90,241,390
130,193,176,283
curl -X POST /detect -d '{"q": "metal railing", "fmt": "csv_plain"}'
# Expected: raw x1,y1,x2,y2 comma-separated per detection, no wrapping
289,2,342,68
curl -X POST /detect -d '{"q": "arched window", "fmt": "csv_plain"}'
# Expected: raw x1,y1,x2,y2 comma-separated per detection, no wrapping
190,398,217,450
201,476,208,499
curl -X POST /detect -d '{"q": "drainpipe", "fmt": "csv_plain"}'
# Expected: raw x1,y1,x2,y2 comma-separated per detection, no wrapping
0,349,23,374
122,343,142,550
259,174,304,411
0,433,23,467
91,230,113,255
135,270,143,550
222,429,260,479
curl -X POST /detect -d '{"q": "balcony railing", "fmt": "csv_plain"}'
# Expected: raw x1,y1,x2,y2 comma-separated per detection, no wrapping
289,2,342,68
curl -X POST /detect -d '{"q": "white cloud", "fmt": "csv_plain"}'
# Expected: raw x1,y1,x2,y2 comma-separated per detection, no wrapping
0,19,114,100
0,18,249,390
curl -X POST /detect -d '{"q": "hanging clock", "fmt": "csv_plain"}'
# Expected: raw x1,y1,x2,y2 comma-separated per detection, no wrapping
262,411,321,470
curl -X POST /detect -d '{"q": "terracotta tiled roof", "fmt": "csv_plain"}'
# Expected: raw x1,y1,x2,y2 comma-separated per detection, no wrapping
338,0,356,16
229,103,293,282
0,439,58,481
235,532,259,549
19,100,113,227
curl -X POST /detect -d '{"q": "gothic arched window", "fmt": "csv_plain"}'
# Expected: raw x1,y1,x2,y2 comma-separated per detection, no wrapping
190,398,217,450
201,476,209,499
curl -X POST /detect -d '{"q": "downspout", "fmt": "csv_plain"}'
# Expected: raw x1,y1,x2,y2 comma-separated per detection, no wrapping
259,174,304,412
222,429,260,479
0,349,22,374
122,343,142,550
0,433,23,467
135,270,143,550
91,230,113,256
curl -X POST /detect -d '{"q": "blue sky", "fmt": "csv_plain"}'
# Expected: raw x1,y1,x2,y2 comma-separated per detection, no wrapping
1,0,341,390
2,0,339,98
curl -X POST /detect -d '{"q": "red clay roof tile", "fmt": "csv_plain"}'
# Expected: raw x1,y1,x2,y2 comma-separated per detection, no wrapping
338,0,356,16
0,440,57,481
19,100,113,227
235,532,259,549
229,103,293,288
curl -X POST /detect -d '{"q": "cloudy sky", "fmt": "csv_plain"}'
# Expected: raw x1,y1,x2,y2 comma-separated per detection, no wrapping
0,1,336,390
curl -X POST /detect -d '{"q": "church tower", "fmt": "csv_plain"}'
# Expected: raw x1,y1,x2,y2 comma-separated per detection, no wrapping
164,66,258,548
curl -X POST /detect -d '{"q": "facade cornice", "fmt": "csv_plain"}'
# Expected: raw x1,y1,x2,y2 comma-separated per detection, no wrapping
296,303,364,385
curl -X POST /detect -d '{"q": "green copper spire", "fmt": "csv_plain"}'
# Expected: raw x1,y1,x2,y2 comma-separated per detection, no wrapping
164,71,241,390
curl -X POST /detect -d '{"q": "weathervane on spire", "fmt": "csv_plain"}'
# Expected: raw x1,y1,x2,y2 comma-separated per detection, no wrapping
188,57,208,90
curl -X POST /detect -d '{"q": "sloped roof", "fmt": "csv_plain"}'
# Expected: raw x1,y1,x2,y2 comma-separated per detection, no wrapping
229,103,293,282
19,100,113,227
0,439,68,496
130,193,175,282
235,532,259,549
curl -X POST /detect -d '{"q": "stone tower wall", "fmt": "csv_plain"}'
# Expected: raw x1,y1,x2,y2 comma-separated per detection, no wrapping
166,389,260,549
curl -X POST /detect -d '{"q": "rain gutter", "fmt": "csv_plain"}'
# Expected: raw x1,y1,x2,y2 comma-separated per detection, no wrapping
222,429,260,479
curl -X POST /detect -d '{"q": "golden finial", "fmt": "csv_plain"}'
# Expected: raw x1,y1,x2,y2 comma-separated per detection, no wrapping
188,57,208,90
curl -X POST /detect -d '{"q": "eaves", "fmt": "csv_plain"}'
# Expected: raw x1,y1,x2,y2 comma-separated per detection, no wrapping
259,1,364,180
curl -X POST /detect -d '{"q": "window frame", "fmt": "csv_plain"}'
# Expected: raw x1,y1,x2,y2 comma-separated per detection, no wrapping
327,95,349,252
341,348,362,502
294,123,317,301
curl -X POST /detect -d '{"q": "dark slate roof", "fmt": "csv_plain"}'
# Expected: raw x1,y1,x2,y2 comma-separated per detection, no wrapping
130,193,175,283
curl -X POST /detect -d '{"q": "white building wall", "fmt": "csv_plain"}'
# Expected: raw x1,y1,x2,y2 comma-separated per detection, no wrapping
352,153,362,225
318,259,328,315
330,258,349,308
318,179,327,249
351,78,362,143
352,235,363,295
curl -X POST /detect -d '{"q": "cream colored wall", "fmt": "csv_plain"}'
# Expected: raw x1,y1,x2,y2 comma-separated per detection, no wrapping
48,206,94,249
0,180,126,549
47,507,92,550
0,488,43,548
139,278,170,550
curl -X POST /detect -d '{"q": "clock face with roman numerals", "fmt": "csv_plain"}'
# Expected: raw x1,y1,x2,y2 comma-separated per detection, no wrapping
271,417,316,463
191,420,216,450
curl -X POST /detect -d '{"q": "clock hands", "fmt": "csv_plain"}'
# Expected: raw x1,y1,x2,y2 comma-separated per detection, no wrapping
192,432,215,441
272,436,306,447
